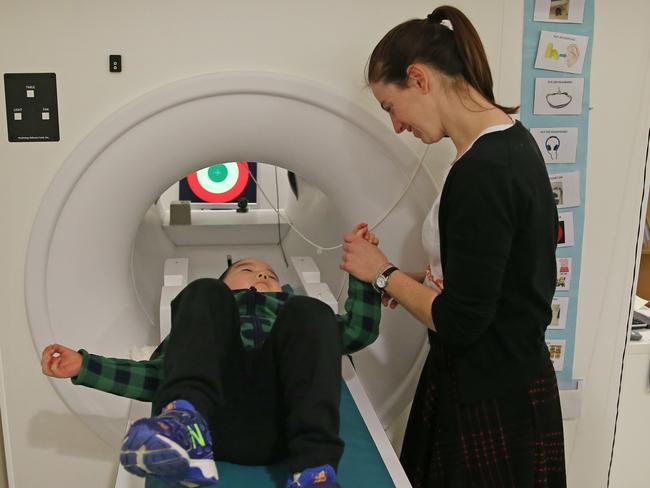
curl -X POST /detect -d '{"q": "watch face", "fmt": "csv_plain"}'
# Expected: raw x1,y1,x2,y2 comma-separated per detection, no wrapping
376,275,387,288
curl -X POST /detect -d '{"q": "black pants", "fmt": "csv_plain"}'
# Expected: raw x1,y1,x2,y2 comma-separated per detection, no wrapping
152,278,344,473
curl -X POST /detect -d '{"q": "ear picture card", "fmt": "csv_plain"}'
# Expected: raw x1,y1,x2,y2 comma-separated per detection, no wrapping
535,30,589,74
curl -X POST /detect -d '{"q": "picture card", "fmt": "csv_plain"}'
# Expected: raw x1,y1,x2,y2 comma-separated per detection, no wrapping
534,78,584,115
557,212,575,247
535,31,589,74
549,171,580,208
549,296,569,329
556,257,572,291
534,0,585,24
530,127,578,164
546,339,566,371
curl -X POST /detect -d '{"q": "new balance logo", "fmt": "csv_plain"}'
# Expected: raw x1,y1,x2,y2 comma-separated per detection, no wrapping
187,424,206,449
313,470,327,483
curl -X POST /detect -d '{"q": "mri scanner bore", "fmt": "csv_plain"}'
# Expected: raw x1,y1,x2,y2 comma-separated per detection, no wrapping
26,70,432,488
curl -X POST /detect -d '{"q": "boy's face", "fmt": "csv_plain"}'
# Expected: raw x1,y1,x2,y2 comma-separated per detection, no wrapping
223,258,282,292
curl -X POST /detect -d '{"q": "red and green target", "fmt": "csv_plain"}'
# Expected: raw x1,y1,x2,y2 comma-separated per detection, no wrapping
180,161,257,203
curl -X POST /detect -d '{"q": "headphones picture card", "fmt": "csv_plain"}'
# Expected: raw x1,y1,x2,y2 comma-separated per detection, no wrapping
530,127,578,163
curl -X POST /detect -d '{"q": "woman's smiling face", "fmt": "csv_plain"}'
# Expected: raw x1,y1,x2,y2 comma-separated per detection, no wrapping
370,66,446,145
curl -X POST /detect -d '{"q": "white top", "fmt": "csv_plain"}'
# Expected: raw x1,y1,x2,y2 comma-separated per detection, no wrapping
421,122,515,291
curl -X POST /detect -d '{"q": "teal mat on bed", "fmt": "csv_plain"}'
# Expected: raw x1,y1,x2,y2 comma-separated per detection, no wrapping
145,380,395,487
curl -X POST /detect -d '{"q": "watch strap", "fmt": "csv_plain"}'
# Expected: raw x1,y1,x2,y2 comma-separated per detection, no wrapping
373,265,399,293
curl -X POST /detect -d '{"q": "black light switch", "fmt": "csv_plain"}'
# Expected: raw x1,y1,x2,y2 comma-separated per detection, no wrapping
4,73,60,142
109,55,122,72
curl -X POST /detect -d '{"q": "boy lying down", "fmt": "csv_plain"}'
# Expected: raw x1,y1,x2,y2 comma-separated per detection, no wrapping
41,224,382,488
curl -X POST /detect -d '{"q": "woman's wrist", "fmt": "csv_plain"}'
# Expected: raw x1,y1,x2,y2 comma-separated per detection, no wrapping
373,261,393,282
372,262,400,294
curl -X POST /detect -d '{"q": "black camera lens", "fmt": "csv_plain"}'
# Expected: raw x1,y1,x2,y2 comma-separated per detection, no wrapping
236,197,249,212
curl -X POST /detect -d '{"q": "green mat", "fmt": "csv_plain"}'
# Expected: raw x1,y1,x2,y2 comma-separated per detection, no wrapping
145,380,396,487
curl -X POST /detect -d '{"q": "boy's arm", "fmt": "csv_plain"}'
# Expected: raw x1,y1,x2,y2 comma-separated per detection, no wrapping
336,275,382,354
71,339,167,402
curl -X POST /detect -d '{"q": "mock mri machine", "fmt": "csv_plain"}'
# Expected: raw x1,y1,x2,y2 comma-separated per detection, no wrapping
25,73,435,487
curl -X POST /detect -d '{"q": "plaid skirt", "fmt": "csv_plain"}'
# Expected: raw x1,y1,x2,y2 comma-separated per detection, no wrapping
400,339,566,488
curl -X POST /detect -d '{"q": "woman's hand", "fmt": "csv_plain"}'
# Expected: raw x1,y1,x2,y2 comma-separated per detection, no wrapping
349,223,399,308
341,223,390,283
41,344,83,378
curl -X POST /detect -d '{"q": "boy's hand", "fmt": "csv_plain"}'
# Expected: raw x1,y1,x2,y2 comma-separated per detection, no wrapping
351,223,379,246
41,344,82,378
341,226,390,284
381,292,400,309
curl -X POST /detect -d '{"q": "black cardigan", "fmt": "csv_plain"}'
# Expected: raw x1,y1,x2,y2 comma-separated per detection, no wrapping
430,121,559,403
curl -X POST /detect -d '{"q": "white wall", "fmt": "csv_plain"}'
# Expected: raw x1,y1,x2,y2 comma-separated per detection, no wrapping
568,2,650,486
1,1,649,487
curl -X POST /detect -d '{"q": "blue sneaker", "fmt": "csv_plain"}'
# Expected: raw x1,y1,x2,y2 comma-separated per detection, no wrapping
287,464,340,488
120,400,219,487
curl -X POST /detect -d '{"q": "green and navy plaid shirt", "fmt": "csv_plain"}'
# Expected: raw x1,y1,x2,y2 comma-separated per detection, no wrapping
72,276,380,402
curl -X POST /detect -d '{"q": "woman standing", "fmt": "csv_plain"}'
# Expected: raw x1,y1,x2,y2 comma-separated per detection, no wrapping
340,5,566,487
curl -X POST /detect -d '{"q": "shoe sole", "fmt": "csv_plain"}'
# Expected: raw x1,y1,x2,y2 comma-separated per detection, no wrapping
120,423,219,486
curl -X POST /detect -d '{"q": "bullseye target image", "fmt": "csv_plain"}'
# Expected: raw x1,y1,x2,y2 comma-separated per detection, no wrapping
180,161,257,206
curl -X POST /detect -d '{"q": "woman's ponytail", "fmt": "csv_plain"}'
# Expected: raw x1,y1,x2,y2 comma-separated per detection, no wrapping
367,5,517,114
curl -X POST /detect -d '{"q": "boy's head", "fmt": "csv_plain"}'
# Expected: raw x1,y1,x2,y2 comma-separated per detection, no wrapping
219,258,282,292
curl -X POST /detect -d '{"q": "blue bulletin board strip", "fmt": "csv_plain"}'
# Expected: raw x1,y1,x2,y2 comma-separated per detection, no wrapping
521,0,595,388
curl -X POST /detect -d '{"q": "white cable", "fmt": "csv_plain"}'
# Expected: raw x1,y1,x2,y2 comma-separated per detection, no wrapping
274,165,289,267
335,146,431,300
367,144,430,232
249,145,431,253
250,170,341,251
251,147,431,301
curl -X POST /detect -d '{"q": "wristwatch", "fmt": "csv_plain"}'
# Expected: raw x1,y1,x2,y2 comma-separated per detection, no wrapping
373,264,399,293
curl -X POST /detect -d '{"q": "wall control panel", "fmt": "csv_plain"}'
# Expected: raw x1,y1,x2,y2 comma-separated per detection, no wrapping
4,73,60,142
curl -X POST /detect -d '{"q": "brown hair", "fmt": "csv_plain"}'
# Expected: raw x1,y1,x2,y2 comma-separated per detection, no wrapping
366,5,517,114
